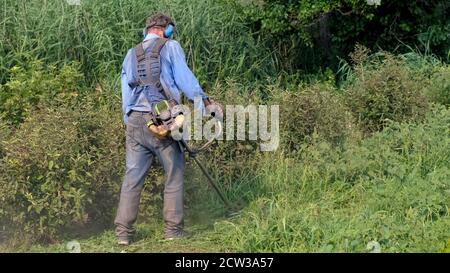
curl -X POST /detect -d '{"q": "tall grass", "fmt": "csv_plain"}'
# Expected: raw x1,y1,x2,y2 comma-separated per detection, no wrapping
0,0,278,87
214,106,450,252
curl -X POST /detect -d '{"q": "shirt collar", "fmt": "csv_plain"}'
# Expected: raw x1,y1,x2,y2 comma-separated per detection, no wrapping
144,33,160,41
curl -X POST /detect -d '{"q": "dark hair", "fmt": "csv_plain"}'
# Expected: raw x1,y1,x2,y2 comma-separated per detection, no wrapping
145,13,174,30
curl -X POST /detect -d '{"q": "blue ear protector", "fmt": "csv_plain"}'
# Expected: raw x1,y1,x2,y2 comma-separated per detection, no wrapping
163,24,175,38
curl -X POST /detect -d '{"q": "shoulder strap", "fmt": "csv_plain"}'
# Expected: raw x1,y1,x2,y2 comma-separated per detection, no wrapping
134,38,175,102
149,38,168,59
134,42,146,63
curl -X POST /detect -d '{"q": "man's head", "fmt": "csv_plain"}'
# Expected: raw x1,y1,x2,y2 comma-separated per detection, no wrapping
145,13,175,38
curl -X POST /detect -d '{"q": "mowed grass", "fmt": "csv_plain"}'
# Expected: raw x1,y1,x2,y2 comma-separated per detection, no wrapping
4,221,229,253
0,188,239,253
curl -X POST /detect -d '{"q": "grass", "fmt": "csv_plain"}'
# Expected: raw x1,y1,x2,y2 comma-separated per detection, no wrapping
2,213,229,253
2,105,449,253
0,0,278,86
1,58,448,252
0,172,236,253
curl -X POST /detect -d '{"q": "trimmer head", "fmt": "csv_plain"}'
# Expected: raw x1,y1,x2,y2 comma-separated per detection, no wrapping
225,200,246,219
226,209,242,219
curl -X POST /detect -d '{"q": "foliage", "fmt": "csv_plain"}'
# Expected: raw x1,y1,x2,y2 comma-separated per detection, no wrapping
215,106,450,252
346,46,429,133
240,0,374,38
0,59,83,126
425,65,450,106
0,99,124,242
0,0,278,86
275,84,353,150
0,0,449,252
3,106,449,252
239,0,450,70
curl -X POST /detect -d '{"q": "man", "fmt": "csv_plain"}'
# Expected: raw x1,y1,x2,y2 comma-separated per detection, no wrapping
115,13,209,245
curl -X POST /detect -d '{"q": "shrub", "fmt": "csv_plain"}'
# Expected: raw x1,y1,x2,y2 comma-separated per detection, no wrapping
0,101,124,242
426,65,450,106
346,47,429,133
276,84,353,151
0,60,83,126
400,51,450,106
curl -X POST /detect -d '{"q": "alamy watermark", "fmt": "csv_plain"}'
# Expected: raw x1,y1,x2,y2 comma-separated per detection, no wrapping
170,97,280,152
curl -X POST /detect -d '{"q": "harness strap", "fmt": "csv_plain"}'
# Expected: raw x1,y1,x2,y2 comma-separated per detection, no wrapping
135,43,146,63
134,38,175,102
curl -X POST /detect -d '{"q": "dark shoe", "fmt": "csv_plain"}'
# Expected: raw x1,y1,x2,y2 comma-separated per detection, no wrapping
164,230,191,241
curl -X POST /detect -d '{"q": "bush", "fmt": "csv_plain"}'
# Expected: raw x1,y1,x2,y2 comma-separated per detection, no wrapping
0,101,124,242
346,47,429,133
426,65,450,106
276,84,353,151
0,59,83,126
400,51,450,106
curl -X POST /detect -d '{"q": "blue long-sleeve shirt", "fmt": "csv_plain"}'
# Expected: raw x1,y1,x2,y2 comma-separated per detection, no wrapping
121,33,207,124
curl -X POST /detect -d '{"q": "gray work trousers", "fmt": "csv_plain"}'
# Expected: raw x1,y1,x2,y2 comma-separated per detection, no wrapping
114,111,185,240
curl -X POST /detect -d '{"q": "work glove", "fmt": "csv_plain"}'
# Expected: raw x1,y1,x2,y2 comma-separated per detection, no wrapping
148,124,170,139
204,98,224,121
147,114,185,140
